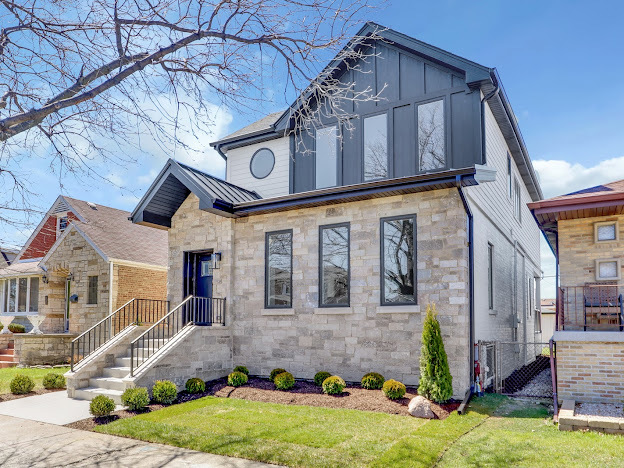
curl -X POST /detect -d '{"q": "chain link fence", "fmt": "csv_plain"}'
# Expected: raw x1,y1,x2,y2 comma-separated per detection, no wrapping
478,341,554,398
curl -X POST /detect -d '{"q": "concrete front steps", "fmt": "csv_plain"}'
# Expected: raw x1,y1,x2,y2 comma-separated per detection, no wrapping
0,342,17,368
73,342,164,404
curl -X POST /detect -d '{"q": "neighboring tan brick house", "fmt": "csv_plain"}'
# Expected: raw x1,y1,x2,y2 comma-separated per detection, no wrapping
0,196,167,364
530,179,624,403
125,24,544,398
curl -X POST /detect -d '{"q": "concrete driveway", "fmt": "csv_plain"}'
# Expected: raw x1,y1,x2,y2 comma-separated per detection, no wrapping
0,415,274,467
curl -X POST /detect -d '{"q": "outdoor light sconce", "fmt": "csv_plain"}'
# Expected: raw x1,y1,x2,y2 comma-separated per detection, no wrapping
42,275,49,284
67,273,74,282
212,252,222,270
69,294,79,303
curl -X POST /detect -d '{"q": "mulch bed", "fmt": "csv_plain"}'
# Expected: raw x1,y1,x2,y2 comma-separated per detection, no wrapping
0,388,64,402
65,377,460,431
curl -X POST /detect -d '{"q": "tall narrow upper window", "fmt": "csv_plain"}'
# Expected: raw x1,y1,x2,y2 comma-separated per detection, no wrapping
87,276,98,304
8,279,16,313
266,231,293,308
514,179,522,222
381,215,417,305
29,277,39,312
418,100,445,171
320,224,350,306
17,277,27,312
595,221,618,242
364,114,388,180
507,154,512,197
488,243,494,310
58,216,68,234
315,126,337,189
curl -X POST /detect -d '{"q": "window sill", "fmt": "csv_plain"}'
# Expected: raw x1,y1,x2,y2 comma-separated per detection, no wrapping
260,308,295,316
85,304,99,308
376,305,420,314
314,307,353,315
489,309,497,316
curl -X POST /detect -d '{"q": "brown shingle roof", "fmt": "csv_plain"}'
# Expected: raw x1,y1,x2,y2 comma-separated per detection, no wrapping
529,179,624,209
212,111,284,146
63,198,168,267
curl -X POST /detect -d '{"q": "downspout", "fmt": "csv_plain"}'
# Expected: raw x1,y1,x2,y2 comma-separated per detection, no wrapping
214,144,227,161
480,69,500,165
456,176,475,404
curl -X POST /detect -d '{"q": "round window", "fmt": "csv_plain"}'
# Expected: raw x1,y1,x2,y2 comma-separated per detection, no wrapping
250,148,275,179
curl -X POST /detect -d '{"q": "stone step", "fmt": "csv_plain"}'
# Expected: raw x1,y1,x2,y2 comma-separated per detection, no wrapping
115,356,147,367
89,376,126,392
74,387,124,405
102,366,130,378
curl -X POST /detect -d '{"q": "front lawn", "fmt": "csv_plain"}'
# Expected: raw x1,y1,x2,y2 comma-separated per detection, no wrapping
0,367,69,394
96,394,624,467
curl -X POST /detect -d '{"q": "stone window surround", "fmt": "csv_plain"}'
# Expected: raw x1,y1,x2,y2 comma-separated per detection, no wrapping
594,220,619,243
595,258,621,281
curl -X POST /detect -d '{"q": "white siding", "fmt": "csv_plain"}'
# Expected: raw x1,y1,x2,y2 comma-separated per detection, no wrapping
225,137,290,198
467,100,542,344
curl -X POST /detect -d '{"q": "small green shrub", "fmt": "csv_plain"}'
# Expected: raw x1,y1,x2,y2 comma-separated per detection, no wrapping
322,375,346,395
121,387,150,411
42,373,66,390
185,377,206,394
228,371,248,387
151,380,178,405
89,395,116,417
382,379,406,400
361,372,385,390
274,372,295,390
10,374,34,394
314,371,332,387
269,368,286,382
233,365,249,375
8,323,25,333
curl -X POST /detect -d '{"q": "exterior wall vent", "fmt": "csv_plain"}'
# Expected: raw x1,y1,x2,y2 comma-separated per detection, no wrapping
51,198,70,214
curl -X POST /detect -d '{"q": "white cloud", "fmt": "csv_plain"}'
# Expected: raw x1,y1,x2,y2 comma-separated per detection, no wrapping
533,156,624,199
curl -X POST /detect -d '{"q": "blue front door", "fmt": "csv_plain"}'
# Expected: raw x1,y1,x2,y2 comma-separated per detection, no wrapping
183,252,213,325
196,253,213,298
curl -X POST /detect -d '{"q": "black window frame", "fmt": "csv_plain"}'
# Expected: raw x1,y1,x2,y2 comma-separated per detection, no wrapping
318,222,351,308
249,147,276,180
314,124,339,190
362,110,390,182
87,275,98,305
264,229,293,309
380,214,418,306
416,96,447,173
507,153,512,198
487,243,494,310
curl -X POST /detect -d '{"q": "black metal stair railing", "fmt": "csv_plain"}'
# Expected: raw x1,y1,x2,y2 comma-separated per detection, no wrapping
130,296,226,376
70,298,170,371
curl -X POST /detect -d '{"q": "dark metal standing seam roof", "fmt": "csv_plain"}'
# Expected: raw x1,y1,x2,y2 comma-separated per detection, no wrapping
177,162,260,204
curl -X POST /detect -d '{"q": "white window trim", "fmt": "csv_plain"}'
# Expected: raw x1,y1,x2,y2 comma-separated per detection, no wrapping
594,221,619,243
595,258,621,281
0,276,39,315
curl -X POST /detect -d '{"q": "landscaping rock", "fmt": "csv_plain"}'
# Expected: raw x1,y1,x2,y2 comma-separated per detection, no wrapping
408,396,435,419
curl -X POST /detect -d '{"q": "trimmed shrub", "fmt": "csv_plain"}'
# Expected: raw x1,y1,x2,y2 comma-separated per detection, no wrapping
382,379,406,400
361,372,385,390
274,372,295,390
233,365,249,375
314,371,332,387
185,377,206,394
8,323,25,333
121,387,150,411
152,380,178,405
90,395,116,417
42,373,66,390
322,376,346,395
10,374,34,394
228,371,248,387
269,368,286,382
418,304,453,403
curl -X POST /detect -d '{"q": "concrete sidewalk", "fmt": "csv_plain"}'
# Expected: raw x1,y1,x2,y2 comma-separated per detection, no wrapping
0,391,121,425
0,414,274,467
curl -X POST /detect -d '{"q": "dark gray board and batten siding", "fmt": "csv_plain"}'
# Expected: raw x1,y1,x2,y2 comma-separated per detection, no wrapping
291,41,482,194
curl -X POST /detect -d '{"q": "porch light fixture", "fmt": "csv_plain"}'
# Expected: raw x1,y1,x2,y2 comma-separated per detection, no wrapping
67,273,74,282
212,252,222,271
42,275,49,284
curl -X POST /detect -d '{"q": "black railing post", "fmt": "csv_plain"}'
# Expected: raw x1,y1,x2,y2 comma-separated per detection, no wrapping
71,341,74,372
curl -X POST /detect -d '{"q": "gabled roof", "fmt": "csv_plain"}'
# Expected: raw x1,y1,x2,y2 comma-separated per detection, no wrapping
0,260,42,278
130,159,261,228
529,179,624,258
0,249,18,266
208,22,542,202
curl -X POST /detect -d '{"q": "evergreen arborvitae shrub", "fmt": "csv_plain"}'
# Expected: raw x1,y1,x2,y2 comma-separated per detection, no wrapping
361,372,385,390
185,378,206,394
269,368,286,382
233,365,249,375
274,372,295,390
314,371,332,387
42,373,66,389
10,374,34,394
228,371,248,387
90,395,116,417
152,380,178,405
418,304,453,403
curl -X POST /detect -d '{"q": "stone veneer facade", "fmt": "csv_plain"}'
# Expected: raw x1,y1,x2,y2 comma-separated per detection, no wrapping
13,333,76,366
168,190,471,397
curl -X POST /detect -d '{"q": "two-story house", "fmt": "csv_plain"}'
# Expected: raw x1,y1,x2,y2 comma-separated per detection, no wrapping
66,23,544,402
530,179,624,403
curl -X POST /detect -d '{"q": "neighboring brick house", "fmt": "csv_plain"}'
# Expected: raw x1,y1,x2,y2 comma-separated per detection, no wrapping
0,196,167,365
117,23,544,398
530,179,624,403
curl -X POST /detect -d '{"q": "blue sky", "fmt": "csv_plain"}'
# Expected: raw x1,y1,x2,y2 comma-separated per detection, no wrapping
4,1,624,297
